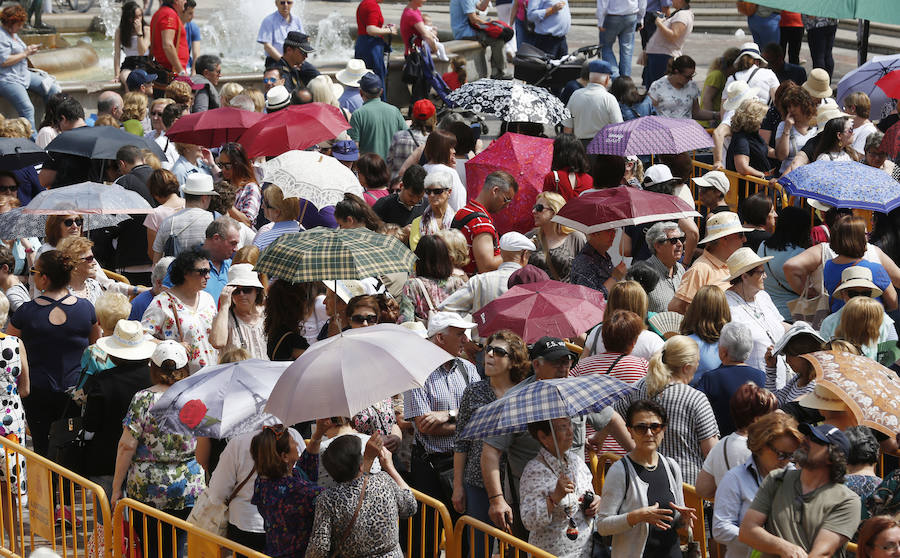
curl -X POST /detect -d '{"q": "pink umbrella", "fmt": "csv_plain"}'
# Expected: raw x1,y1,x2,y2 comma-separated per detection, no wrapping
552,186,699,234
465,132,553,235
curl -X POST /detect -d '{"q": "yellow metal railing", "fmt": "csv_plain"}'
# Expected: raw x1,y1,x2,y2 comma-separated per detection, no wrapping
453,515,555,558
405,488,456,558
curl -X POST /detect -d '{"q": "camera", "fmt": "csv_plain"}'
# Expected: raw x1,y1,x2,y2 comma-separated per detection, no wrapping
580,491,595,512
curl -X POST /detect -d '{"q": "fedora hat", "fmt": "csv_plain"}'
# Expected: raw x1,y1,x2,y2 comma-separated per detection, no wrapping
725,247,773,282
181,173,218,196
96,320,156,361
336,59,369,88
799,384,849,412
698,212,754,244
815,98,849,128
803,68,833,99
807,198,832,212
226,263,264,289
722,80,761,112
266,85,291,111
833,265,883,298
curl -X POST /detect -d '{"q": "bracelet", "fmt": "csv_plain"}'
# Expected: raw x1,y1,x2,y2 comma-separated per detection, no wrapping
488,493,504,500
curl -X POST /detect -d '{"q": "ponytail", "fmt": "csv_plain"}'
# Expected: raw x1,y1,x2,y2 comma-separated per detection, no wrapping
645,350,671,398
645,335,700,397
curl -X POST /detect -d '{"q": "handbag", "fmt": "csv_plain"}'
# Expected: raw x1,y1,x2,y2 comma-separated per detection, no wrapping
330,474,368,558
48,371,88,472
402,42,425,86
187,466,256,536
786,245,830,328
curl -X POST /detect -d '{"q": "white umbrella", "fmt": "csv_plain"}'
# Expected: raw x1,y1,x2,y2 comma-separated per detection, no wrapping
264,324,455,425
261,150,363,209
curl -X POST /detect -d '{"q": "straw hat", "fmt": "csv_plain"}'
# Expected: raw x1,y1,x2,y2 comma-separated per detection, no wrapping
722,81,761,112
181,173,218,196
799,384,849,411
832,265,883,298
336,59,369,88
96,320,156,361
226,263,264,289
803,68,833,99
725,247,773,282
698,212,754,244
806,198,832,212
815,98,849,128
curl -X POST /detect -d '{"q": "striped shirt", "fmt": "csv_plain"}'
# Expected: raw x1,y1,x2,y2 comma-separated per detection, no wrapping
253,220,301,251
766,365,814,407
644,255,685,313
404,358,480,454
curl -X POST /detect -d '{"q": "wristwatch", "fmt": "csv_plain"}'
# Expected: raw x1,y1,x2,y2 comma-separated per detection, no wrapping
448,409,458,423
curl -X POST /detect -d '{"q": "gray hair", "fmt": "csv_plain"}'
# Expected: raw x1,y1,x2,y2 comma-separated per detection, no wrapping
645,222,680,252
865,130,885,153
228,94,255,112
719,322,753,362
205,215,239,240
424,170,453,190
152,256,175,286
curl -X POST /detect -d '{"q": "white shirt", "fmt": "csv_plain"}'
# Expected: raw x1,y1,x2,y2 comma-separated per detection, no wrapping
563,83,624,140
583,328,664,360
423,162,467,214
700,432,750,487
775,121,818,175
725,67,780,105
725,289,787,387
851,120,877,154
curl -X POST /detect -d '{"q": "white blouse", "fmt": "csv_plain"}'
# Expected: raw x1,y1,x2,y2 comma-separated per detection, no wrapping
725,289,787,387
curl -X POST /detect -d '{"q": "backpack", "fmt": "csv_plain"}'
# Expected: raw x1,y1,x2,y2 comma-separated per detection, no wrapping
472,20,514,42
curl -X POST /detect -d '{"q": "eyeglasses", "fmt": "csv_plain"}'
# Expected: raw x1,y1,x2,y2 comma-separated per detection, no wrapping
278,1,293,4
81,255,95,263
263,77,277,84
191,267,211,275
263,424,287,439
64,218,84,227
485,345,509,357
532,204,549,212
767,443,793,461
234,286,257,295
502,193,513,204
218,161,234,169
746,267,765,277
350,314,379,325
844,288,873,299
871,541,900,552
0,185,18,194
660,235,685,245
630,422,664,434
425,187,448,196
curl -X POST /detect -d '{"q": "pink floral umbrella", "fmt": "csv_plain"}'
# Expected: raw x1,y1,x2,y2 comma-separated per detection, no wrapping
465,132,554,235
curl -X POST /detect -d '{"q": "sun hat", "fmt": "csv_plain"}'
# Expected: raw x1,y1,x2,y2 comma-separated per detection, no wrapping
815,98,849,128
359,73,383,95
724,247,773,282
283,31,315,54
323,279,375,304
799,385,850,413
734,42,765,66
332,140,359,162
692,170,730,196
151,340,189,369
531,336,575,360
833,265,883,298
126,69,157,90
499,231,536,252
96,320,156,361
266,85,291,111
426,311,476,338
806,198,832,212
722,80,762,112
799,422,851,454
181,173,219,196
400,321,428,338
698,212,754,244
802,68,833,99
336,59,370,88
413,99,436,121
772,321,826,355
226,263,264,289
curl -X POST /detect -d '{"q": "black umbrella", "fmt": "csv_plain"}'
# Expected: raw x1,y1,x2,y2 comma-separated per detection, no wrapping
0,138,49,171
45,126,165,160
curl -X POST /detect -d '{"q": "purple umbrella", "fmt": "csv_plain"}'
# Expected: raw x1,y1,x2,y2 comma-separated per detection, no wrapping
586,116,714,156
298,199,338,229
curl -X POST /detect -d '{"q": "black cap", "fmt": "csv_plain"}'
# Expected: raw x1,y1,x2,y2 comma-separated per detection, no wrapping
799,423,850,456
530,336,574,361
284,31,315,53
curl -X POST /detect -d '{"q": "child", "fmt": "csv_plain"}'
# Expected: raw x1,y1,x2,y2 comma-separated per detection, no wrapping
442,56,467,90
421,14,449,61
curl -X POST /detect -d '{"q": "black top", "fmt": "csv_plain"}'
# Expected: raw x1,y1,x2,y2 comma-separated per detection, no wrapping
624,223,654,262
775,63,807,86
877,114,899,133
629,457,681,558
115,165,158,269
273,58,321,93
726,131,772,175
744,229,771,252
800,130,825,160
267,328,309,361
42,153,95,188
372,192,425,227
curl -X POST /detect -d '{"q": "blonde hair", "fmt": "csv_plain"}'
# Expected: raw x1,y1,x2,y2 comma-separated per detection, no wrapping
533,191,574,238
165,80,193,104
827,338,862,355
308,75,340,107
56,235,94,261
607,280,649,321
0,117,32,138
245,88,266,112
263,184,301,221
680,285,731,343
435,228,470,269
142,149,162,169
150,97,175,113
835,296,883,348
95,114,121,128
220,82,245,106
0,291,8,329
219,347,251,363
646,335,699,397
731,99,768,133
122,91,148,121
94,293,132,334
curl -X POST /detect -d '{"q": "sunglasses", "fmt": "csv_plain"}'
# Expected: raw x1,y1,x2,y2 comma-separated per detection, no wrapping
264,424,287,439
844,288,873,299
233,286,257,295
29,267,43,276
81,255,95,263
767,443,793,461
278,0,293,4
263,77,277,84
630,422,665,434
64,218,84,227
151,111,164,117
532,204,550,212
425,188,448,196
350,314,378,324
485,345,509,357
0,185,18,194
191,267,211,275
218,161,234,169
659,236,685,245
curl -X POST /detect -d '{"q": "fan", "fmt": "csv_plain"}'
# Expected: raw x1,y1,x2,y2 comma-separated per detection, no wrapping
649,312,684,340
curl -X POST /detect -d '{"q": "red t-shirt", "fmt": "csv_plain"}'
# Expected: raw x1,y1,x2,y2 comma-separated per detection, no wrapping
541,169,593,201
443,72,461,90
779,11,803,27
453,200,498,275
150,5,189,72
356,0,384,36
400,7,423,54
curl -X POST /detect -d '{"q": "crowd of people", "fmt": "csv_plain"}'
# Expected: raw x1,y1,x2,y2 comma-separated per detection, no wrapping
0,1,900,558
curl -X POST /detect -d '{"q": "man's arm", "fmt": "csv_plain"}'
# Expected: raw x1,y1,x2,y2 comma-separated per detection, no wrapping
160,28,185,74
739,509,807,558
472,233,501,272
668,296,688,314
413,412,455,437
261,42,281,60
807,529,847,558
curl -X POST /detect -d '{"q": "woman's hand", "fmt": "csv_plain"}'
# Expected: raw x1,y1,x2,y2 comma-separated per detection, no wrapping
452,482,466,513
218,286,235,307
670,503,697,527
582,493,602,517
764,346,776,368
25,44,39,56
110,488,123,510
363,431,384,462
550,473,574,504
631,503,673,529
784,114,795,130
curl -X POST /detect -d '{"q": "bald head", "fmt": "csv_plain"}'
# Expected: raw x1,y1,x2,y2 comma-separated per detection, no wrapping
97,91,124,119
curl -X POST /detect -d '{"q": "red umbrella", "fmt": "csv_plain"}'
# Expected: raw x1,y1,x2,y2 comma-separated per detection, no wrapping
464,132,553,235
165,107,265,147
552,186,699,234
473,280,606,343
880,118,900,159
875,69,900,100
237,103,351,158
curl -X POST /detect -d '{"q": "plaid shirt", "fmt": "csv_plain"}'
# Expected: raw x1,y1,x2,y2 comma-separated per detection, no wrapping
571,244,613,297
234,182,262,224
644,255,685,313
404,358,480,454
386,128,427,179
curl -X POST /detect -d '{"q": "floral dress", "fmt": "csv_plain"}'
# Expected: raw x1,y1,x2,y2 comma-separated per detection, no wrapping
0,334,26,497
398,275,467,323
352,398,397,437
123,389,206,510
142,291,218,373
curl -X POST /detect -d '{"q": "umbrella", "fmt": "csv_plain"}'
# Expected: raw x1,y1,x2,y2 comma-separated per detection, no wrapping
150,359,288,438
237,103,352,159
836,54,900,122
746,0,900,26
465,132,554,235
801,350,900,437
876,69,900,100
447,79,570,124
23,182,153,214
586,116,714,156
165,107,265,147
552,186,700,234
0,207,127,240
265,324,455,424
254,226,416,283
45,125,165,160
0,138,48,171
778,160,900,213
459,375,633,440
260,150,363,209
473,280,606,343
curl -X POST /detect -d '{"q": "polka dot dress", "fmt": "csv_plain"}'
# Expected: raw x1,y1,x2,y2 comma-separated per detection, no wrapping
0,335,26,497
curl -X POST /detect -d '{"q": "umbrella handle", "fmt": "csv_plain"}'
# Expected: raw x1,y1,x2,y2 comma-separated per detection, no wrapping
299,200,309,223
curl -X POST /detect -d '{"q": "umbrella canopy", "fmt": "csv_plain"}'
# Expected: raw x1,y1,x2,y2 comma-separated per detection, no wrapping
746,0,900,26
265,324,455,424
552,186,700,234
0,138,48,171
150,359,288,438
459,375,633,440
836,54,900,122
586,116,714,156
260,150,363,208
876,69,900,101
0,207,126,240
778,160,900,212
447,79,571,124
165,107,265,147
254,226,416,282
473,280,606,343
465,132,554,235
802,350,900,437
45,125,165,160
23,181,153,214
238,103,352,158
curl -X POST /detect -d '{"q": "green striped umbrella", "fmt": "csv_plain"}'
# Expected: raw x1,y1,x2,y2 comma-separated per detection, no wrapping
749,0,900,24
254,227,417,282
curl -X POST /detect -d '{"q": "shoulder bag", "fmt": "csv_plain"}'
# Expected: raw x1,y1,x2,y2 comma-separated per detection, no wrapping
48,372,89,473
330,475,369,558
786,245,830,328
187,466,256,536
165,292,185,342
413,277,436,325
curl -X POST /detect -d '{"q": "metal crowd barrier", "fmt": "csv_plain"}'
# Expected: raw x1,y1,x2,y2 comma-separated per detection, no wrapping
587,452,622,495
453,516,555,558
405,488,456,558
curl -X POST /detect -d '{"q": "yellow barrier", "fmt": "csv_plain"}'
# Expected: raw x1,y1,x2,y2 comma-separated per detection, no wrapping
112,498,267,558
453,515,555,558
682,483,710,558
691,160,792,210
0,435,112,558
405,488,455,558
588,452,622,495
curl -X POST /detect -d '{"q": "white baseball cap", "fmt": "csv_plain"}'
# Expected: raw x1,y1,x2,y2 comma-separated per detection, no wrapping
499,231,536,252
151,340,189,369
692,171,730,196
426,311,476,338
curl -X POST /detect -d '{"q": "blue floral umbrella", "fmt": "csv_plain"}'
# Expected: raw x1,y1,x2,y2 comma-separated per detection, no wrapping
778,160,900,212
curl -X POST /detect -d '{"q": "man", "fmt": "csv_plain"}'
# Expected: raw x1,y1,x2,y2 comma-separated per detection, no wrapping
348,73,407,160
453,171,518,275
843,91,878,154
258,0,305,67
290,88,313,105
562,59,623,144
404,311,481,557
761,42,806,85
526,0,572,59
199,217,239,302
125,69,156,95
640,221,686,313
191,55,222,113
129,257,175,321
262,67,284,92
150,0,190,77
640,0,669,48
181,0,201,73
265,85,291,113
335,59,367,113
596,0,645,78
152,173,217,262
739,424,860,558
693,169,732,239
111,145,158,284
272,31,320,93
156,103,187,168
86,91,123,127
114,146,154,204
571,227,627,298
668,212,752,313
39,97,88,189
449,0,507,80
372,164,426,227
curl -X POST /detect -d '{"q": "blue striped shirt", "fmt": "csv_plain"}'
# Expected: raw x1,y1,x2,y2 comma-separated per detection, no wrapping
404,358,480,454
253,220,301,252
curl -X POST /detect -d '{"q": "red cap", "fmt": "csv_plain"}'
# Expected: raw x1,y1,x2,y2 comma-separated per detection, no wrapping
412,99,436,120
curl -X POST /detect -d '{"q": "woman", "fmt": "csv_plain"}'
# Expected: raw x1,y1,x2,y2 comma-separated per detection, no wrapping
726,99,773,179
387,100,435,180
612,335,719,485
264,280,315,361
813,116,859,163
541,134,592,201
144,169,186,260
610,77,655,122
345,295,381,329
113,1,150,82
832,296,895,362
804,15,838,77
218,143,261,226
597,399,696,558
435,228,471,282
0,243,29,314
679,285,730,378
80,292,132,385
0,5,61,131
141,247,218,373
146,97,175,142
210,264,267,360
398,235,466,323
422,130,466,213
408,171,454,251
8,251,99,457
520,416,600,558
642,0,694,88
453,331,529,550
171,143,217,187
37,213,85,259
56,236,116,305
358,153,391,206
0,321,28,515
712,411,802,558
823,215,896,313
583,280,664,360
758,206,811,320
724,44,780,105
307,434,415,558
864,132,896,175
774,85,818,175
648,56,717,121
858,516,900,558
110,341,206,558
870,207,900,267
354,0,395,93
739,193,775,252
312,416,385,489
122,91,148,136
253,185,302,251
334,193,384,231
843,426,881,505
526,192,586,282
699,47,739,124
